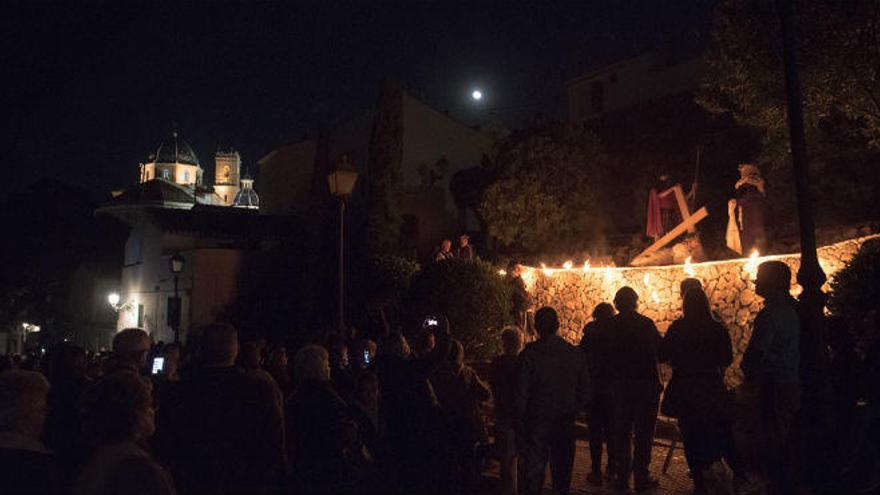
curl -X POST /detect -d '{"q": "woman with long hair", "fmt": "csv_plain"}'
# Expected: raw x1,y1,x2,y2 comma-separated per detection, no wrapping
660,287,744,494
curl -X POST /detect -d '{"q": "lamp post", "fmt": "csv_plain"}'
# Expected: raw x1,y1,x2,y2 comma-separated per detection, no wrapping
169,252,185,343
327,156,359,331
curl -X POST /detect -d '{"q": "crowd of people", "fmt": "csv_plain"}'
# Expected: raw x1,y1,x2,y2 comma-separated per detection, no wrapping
1,258,878,495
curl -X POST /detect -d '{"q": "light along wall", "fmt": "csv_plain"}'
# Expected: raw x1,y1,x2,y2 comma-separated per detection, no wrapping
517,234,878,386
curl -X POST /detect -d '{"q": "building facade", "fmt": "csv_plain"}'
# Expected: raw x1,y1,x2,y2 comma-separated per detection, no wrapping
258,83,496,255
100,130,266,342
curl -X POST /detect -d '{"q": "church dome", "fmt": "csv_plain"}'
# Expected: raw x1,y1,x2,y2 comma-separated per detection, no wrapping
146,130,200,166
232,175,259,209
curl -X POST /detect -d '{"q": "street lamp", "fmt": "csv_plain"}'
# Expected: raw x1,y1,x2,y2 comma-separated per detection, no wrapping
169,252,186,343
327,156,358,331
108,293,121,307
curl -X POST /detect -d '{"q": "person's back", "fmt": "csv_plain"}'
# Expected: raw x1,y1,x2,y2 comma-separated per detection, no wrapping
0,370,61,495
605,311,661,383
159,324,283,494
742,294,800,386
662,318,732,374
43,345,91,484
287,347,356,493
605,287,661,491
517,333,585,422
515,307,588,495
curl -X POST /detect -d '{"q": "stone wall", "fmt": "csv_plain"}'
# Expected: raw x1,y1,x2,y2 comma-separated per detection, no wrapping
524,234,879,385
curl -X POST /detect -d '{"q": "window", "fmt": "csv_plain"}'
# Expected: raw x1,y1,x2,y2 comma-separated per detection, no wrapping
161,169,171,180
590,81,604,114
145,170,151,180
183,170,190,182
223,165,231,179
137,304,145,327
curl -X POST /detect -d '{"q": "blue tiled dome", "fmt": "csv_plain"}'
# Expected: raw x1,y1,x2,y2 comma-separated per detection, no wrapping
232,176,259,209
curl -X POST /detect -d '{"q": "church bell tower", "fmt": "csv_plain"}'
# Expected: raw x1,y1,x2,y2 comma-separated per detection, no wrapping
213,150,241,206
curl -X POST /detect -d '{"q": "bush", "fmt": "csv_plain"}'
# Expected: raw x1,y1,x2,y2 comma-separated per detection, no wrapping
829,237,880,324
404,258,512,361
351,255,421,333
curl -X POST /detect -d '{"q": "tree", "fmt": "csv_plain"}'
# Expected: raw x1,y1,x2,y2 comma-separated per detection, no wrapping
699,0,880,161
478,122,609,254
698,0,880,228
365,79,405,255
404,258,510,361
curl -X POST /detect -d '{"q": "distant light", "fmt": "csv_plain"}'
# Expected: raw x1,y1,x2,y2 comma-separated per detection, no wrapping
471,90,483,101
108,293,120,307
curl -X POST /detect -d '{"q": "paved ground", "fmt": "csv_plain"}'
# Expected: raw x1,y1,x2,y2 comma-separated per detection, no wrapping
478,419,736,495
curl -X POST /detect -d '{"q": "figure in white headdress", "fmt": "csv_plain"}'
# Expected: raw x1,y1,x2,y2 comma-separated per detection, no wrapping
726,163,766,255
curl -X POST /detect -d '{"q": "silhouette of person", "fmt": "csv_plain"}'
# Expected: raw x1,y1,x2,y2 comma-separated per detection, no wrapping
515,306,589,495
604,287,661,491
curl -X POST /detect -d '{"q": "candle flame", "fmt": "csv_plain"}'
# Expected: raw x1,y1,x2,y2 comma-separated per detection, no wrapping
651,290,660,303
541,263,552,276
582,260,591,272
643,273,651,286
498,269,507,276
563,260,573,270
743,249,761,279
684,256,696,277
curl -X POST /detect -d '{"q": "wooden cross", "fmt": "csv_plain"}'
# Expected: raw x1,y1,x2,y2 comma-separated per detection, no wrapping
638,183,708,258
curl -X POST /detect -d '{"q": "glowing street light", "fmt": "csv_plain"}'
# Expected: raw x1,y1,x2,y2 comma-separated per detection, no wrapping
471,89,483,101
108,293,121,307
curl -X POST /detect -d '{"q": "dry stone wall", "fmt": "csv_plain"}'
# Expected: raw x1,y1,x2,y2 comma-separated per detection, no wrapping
524,234,878,385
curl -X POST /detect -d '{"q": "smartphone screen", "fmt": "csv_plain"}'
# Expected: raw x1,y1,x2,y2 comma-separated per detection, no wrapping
151,357,165,375
363,349,371,364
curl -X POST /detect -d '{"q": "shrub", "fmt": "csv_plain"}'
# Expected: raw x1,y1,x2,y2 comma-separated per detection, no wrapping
828,237,880,331
351,255,420,331
404,258,512,361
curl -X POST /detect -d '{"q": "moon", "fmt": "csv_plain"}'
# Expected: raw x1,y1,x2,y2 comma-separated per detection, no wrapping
471,89,483,101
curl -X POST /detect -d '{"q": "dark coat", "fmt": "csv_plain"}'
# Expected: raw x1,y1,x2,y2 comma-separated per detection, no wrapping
287,381,357,491
157,366,284,494
660,317,733,419
579,319,612,395
0,435,61,495
603,311,661,384
514,334,589,428
489,354,518,427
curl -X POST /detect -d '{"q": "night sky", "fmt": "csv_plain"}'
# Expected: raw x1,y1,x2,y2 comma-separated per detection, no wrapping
1,1,714,198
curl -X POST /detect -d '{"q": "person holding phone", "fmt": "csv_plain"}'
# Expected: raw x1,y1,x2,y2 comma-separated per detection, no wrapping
375,315,453,493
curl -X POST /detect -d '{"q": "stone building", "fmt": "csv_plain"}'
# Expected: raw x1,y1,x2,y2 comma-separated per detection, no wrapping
257,82,496,255
99,130,272,342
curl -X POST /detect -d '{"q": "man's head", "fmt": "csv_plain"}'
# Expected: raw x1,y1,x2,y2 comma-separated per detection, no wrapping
112,328,151,370
459,234,469,247
534,306,559,338
441,239,452,252
0,370,50,439
500,326,523,356
201,322,239,367
680,278,702,300
239,341,262,371
414,329,435,357
294,345,330,383
613,287,639,313
592,302,615,322
755,261,792,299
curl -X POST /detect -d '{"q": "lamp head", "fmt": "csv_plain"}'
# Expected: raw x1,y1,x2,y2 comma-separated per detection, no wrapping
169,253,185,274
